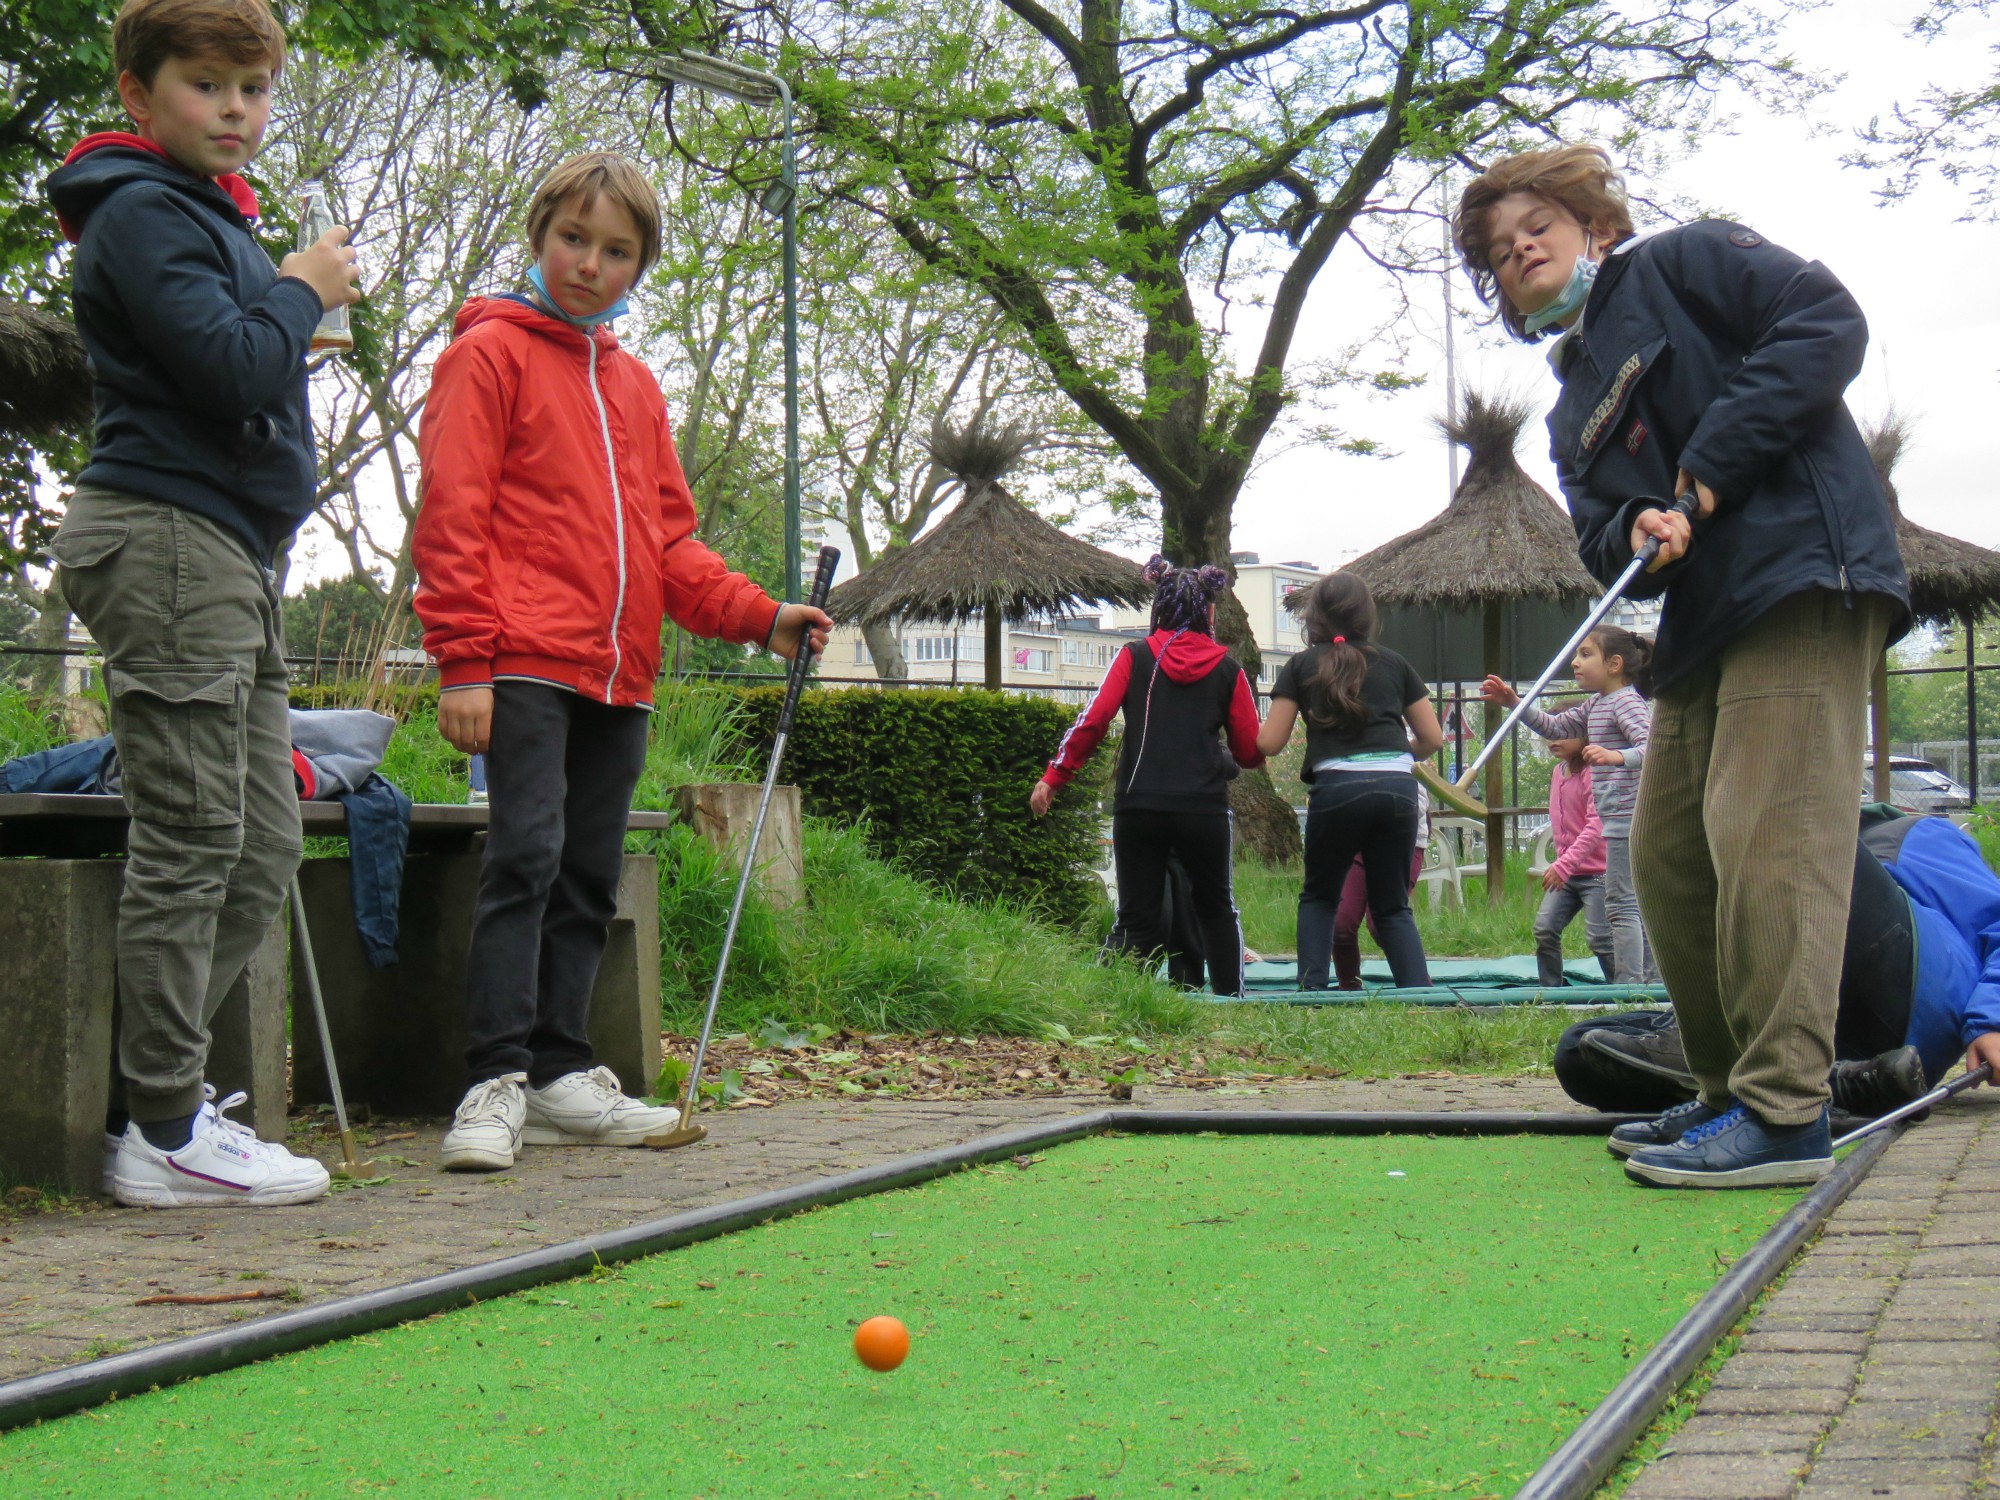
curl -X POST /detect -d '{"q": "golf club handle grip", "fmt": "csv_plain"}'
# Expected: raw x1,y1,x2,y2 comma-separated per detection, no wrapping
1632,491,1700,567
773,545,841,741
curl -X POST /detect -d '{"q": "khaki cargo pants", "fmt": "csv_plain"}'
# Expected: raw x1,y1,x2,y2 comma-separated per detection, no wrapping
1632,588,1896,1125
54,488,301,1124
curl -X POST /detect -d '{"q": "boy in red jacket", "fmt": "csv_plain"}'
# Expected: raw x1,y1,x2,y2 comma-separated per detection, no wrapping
413,153,830,1171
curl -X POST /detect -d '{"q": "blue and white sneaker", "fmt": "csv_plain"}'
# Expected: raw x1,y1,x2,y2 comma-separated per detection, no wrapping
1606,1098,1723,1159
1624,1103,1834,1189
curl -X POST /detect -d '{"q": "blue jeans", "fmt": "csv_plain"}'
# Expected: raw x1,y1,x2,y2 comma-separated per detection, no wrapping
1299,772,1430,989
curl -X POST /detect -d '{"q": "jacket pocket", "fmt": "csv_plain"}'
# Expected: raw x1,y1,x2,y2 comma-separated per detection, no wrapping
1565,336,1670,476
106,663,243,828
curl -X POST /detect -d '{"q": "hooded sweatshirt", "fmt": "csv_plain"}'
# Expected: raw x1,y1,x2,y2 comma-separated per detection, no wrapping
1042,630,1264,813
45,135,324,564
412,295,781,710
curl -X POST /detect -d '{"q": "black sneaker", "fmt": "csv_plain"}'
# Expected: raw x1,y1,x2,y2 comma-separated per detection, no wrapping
1827,1046,1929,1120
1606,1098,1723,1159
1583,1025,1700,1093
1624,1103,1834,1189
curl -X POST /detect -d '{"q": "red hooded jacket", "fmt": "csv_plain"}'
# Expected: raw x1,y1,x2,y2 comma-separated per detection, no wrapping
413,296,780,708
1043,629,1264,810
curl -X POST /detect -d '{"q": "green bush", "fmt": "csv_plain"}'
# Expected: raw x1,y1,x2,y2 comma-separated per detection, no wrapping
728,686,1109,926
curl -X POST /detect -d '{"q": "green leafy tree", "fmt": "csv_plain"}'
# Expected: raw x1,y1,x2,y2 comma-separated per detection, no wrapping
1850,1,2000,217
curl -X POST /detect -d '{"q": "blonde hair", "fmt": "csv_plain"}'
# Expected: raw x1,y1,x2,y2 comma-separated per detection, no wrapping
525,153,663,277
113,0,285,86
1453,145,1635,341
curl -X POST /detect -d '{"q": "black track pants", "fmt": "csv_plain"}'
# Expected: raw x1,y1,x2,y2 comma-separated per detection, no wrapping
1109,808,1244,997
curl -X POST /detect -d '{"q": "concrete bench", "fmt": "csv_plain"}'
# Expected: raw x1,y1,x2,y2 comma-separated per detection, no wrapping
0,793,670,1193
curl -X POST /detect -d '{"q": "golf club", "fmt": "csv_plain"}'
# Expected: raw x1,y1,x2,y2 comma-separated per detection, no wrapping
289,876,378,1179
1833,1059,1993,1150
1416,491,1699,820
648,543,840,1149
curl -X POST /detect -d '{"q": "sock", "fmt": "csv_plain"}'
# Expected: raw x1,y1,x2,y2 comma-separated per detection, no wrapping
104,1106,130,1137
138,1112,198,1152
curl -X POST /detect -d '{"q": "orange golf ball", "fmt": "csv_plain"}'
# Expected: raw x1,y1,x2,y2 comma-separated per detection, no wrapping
853,1315,910,1372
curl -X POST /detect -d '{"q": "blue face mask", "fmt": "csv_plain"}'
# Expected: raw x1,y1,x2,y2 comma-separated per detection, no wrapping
1524,249,1598,336
525,264,630,328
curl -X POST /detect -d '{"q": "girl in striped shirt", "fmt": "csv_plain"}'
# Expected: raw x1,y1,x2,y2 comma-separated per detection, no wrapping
1483,626,1655,983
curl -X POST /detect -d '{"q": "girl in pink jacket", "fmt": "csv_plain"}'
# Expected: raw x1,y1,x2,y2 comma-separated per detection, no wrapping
1536,736,1616,986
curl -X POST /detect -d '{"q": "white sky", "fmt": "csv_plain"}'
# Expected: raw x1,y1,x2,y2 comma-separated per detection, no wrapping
1230,1,2000,573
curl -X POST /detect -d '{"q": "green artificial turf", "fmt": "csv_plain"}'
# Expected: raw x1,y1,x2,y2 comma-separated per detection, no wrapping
0,1135,1798,1500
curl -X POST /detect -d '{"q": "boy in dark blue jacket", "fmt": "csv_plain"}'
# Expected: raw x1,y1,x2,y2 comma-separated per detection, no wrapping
42,0,358,1207
1456,145,1913,1188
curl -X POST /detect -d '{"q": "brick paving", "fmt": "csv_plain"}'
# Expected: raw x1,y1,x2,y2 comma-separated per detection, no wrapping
3,1074,1996,1500
1625,1083,2000,1500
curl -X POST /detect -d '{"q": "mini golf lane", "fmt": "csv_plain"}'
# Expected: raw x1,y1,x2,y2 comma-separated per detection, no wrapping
0,1134,1799,1500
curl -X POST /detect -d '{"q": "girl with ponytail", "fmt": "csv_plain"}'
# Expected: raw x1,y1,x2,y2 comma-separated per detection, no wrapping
1030,556,1264,996
1258,572,1443,990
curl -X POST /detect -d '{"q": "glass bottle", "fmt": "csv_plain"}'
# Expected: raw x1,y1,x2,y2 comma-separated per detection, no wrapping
297,180,354,353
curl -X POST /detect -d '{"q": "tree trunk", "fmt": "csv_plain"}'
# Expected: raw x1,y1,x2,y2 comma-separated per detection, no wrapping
861,619,908,684
1965,610,1980,806
984,609,1003,691
28,597,70,695
1484,603,1505,905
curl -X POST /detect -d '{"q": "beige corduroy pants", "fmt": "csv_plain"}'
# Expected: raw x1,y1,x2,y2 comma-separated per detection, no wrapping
1632,588,1895,1125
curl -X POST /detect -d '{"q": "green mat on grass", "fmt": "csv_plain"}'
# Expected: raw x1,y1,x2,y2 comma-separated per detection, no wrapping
0,1135,1794,1500
1217,955,1671,1006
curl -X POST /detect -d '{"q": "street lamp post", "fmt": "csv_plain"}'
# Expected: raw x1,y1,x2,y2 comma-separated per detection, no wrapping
656,49,802,603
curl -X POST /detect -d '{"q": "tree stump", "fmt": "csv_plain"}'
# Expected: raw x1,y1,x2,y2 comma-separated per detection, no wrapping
671,783,805,908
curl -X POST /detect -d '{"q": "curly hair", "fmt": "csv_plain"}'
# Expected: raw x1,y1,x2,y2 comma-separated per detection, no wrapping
1454,145,1635,342
1144,555,1229,635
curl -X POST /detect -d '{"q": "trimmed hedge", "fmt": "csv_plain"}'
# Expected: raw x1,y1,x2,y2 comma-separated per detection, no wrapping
728,686,1110,926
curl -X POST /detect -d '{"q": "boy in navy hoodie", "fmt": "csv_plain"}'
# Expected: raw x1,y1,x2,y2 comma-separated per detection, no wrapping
43,0,359,1207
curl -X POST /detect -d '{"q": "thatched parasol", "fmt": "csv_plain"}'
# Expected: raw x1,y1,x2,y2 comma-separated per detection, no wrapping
1864,414,2000,801
827,416,1154,690
0,300,92,438
1345,392,1603,613
1336,391,1603,901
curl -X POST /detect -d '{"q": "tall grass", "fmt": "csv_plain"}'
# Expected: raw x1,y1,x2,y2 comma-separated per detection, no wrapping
651,815,1198,1040
0,684,67,762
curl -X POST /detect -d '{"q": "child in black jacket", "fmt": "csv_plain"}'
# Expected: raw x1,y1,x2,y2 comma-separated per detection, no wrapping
1031,558,1264,996
1456,145,1912,1189
42,0,359,1207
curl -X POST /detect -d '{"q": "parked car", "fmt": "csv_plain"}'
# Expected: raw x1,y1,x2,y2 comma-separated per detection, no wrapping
1863,756,1973,814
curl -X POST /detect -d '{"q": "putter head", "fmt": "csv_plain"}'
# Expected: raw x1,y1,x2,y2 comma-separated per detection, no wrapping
333,1130,378,1179
1414,761,1488,819
644,1122,707,1149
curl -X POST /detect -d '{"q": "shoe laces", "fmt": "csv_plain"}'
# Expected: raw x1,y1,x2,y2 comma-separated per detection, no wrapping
458,1075,524,1126
572,1066,630,1105
1657,1098,1710,1124
194,1084,287,1161
1679,1103,1747,1146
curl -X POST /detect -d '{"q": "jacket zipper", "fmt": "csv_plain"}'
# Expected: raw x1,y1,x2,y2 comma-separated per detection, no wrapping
584,335,628,702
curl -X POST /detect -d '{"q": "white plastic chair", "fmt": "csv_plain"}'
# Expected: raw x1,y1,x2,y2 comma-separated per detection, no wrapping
1417,838,1463,911
1527,826,1557,878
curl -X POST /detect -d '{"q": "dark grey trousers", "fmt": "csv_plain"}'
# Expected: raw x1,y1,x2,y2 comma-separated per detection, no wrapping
463,681,650,1088
54,488,302,1124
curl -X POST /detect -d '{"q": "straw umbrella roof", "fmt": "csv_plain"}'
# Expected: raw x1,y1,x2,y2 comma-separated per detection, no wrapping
1866,412,2000,627
1338,391,1601,609
0,300,92,438
827,416,1154,627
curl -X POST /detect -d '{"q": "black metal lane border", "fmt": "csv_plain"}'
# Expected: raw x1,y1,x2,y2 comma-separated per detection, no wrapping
1511,1121,1903,1500
0,1102,1867,1473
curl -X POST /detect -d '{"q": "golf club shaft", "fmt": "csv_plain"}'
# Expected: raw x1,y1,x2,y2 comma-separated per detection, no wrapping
1832,1060,1993,1150
1454,493,1696,794
289,876,356,1148
677,545,840,1128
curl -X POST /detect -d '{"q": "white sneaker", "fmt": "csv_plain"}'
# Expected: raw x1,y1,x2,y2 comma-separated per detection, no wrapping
113,1090,330,1208
102,1131,122,1197
440,1073,527,1171
523,1066,682,1146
